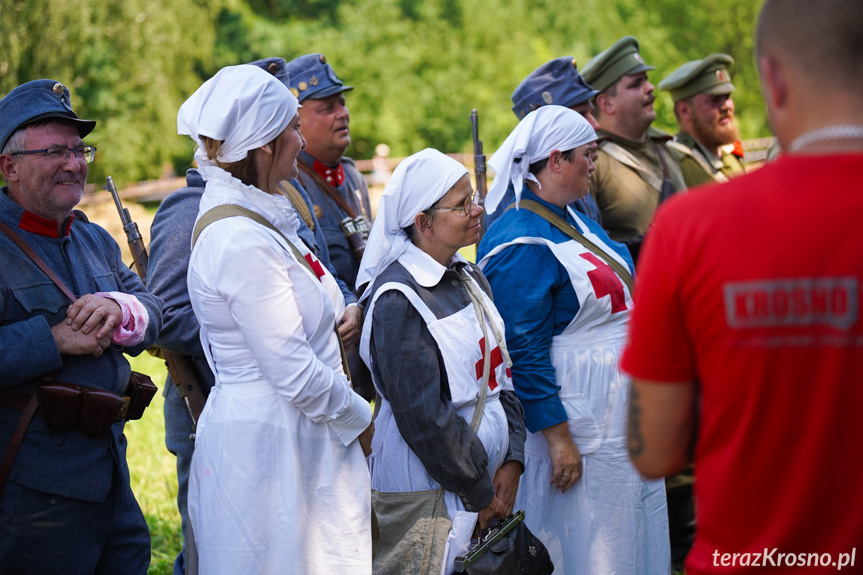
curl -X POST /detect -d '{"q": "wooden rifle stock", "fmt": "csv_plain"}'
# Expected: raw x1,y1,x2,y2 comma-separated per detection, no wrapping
105,177,207,425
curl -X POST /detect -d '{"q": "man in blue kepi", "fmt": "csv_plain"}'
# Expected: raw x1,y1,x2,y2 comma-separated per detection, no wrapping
286,53,374,401
484,56,604,231
0,79,162,573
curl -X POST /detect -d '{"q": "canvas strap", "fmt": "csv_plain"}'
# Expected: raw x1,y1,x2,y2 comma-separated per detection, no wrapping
277,179,316,232
192,204,352,382
512,200,635,295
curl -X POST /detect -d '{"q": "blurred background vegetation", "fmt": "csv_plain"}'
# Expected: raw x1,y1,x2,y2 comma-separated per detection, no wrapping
1,0,766,187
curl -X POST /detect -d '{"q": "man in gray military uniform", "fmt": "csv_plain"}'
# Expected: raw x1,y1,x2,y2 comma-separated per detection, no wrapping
581,36,686,262
285,53,372,294
285,53,373,400
485,56,603,229
659,54,746,188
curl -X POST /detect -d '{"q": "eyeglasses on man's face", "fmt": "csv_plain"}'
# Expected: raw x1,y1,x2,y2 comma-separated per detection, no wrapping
10,146,97,164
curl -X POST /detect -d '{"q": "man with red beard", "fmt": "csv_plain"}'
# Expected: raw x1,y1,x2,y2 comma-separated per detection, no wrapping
581,36,686,263
659,54,746,187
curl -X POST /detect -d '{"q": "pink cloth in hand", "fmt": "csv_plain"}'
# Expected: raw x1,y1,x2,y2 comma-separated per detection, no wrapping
94,291,149,346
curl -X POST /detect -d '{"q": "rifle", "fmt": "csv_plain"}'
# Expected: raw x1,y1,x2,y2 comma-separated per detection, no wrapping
106,176,148,284
470,109,488,239
105,177,208,425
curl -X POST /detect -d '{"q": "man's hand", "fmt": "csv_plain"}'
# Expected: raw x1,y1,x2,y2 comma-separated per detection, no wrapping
338,305,363,348
66,294,123,340
541,421,583,494
491,460,521,517
477,492,507,530
358,421,374,457
51,319,111,357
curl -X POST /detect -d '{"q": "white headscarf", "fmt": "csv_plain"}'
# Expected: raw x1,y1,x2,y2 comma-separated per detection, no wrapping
356,148,468,293
177,65,298,164
485,105,596,215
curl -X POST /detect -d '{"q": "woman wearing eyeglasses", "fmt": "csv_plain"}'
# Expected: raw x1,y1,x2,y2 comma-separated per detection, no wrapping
477,106,670,574
356,149,526,574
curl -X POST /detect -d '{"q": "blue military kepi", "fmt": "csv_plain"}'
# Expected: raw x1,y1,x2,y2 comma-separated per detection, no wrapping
511,57,600,119
0,79,96,150
249,57,291,89
284,53,353,103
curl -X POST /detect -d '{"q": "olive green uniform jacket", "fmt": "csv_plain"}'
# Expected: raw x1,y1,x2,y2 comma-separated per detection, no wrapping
669,131,746,188
590,127,686,260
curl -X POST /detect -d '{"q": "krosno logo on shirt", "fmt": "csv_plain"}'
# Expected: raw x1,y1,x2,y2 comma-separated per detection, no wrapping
723,278,858,330
712,548,856,570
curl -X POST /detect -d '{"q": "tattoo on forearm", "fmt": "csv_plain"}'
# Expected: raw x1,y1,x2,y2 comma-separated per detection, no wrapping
627,385,645,458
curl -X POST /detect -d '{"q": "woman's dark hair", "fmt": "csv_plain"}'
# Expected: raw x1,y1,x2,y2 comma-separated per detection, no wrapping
528,148,577,176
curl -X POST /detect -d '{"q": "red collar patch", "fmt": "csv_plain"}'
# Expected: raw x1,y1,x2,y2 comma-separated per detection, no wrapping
312,159,345,187
19,211,73,237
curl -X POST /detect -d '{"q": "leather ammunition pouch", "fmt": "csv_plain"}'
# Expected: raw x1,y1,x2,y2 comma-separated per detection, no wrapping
34,372,157,439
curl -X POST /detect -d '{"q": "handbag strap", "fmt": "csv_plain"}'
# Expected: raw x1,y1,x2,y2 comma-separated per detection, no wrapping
512,200,635,295
298,161,359,219
0,220,76,303
191,204,353,382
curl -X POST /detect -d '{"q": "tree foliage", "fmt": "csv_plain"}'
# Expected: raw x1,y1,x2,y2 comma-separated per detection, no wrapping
0,0,767,184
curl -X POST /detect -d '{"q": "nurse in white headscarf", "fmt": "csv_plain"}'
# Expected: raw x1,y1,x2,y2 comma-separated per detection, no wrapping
477,106,670,574
357,149,526,575
179,64,374,575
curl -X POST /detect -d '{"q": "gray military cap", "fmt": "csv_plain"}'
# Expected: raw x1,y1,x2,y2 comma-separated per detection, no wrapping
581,36,654,93
658,54,735,102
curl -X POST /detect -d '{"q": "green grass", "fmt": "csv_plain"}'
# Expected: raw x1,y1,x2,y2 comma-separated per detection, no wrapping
125,352,182,575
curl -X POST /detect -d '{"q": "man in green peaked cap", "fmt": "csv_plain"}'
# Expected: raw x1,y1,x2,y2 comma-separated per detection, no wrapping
581,36,686,263
659,54,746,187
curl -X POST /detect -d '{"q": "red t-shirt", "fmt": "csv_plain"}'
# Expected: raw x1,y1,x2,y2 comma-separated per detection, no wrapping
621,154,863,574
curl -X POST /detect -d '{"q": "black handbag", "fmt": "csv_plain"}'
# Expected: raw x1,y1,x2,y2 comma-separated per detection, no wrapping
454,510,554,575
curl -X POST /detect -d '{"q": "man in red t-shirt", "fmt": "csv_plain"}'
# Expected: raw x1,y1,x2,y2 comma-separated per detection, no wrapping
620,0,863,573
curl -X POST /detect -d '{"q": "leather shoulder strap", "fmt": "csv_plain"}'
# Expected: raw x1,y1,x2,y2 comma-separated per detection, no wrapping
599,141,665,192
277,180,316,232
667,140,728,183
298,162,358,219
512,200,635,295
0,220,76,302
0,393,38,499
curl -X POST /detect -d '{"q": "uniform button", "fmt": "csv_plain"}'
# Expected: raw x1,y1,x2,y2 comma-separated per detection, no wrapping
452,280,459,287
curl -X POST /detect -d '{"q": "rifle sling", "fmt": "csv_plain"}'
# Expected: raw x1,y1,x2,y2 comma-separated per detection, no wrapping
192,205,353,382
510,200,635,295
298,161,359,219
